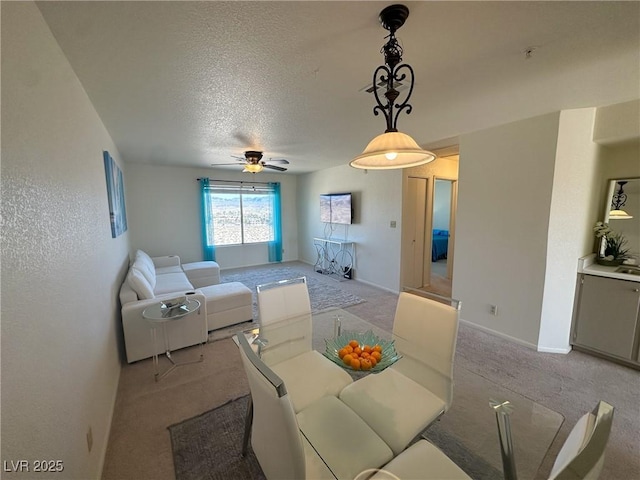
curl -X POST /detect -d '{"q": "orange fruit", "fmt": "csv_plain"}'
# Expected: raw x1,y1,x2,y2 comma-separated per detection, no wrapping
360,358,372,370
360,351,370,359
350,358,361,370
373,345,382,353
353,347,362,355
369,356,377,367
349,340,359,349
371,351,382,362
343,354,353,365
338,348,348,359
363,345,372,353
344,345,354,354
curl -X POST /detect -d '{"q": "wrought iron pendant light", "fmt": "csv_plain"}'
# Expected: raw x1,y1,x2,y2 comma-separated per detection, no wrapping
350,4,435,170
609,181,633,219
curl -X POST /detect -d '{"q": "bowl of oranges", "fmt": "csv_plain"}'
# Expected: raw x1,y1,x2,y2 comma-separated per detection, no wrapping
324,330,401,372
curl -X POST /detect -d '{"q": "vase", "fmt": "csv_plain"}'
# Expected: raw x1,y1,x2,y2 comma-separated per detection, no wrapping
595,257,623,267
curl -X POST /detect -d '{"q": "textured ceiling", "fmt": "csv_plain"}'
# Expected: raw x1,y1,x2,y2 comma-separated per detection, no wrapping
36,1,640,174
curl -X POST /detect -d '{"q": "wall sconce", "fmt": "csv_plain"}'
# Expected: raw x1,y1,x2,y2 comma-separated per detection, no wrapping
350,4,435,170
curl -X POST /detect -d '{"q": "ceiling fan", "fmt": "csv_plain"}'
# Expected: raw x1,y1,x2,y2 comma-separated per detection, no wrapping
211,151,289,173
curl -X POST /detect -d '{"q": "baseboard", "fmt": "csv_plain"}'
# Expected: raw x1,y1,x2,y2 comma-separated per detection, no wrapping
537,345,571,354
460,319,539,351
354,278,399,294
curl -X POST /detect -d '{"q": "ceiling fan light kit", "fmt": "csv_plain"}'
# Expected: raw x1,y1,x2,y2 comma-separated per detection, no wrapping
243,163,264,173
350,4,436,170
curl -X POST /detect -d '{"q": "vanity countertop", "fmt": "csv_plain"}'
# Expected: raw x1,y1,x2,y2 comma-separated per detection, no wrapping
578,254,640,283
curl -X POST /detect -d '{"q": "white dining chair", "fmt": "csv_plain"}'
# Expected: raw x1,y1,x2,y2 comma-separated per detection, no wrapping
236,332,393,480
242,277,353,456
360,439,472,480
492,399,615,480
255,277,353,413
340,290,461,455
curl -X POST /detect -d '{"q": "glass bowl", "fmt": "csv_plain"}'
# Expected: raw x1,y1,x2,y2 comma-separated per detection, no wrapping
324,329,401,372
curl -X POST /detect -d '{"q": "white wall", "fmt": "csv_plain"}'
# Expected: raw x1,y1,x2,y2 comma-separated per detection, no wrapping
538,108,602,353
454,113,560,347
125,164,299,269
1,2,128,478
297,164,403,292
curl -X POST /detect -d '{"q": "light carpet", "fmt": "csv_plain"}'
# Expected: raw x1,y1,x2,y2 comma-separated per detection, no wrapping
208,265,365,342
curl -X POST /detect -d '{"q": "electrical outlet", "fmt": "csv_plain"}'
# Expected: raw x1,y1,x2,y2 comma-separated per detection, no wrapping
86,427,93,453
490,305,498,316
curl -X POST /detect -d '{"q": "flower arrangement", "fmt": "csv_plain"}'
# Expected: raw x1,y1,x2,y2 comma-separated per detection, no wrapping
593,221,631,263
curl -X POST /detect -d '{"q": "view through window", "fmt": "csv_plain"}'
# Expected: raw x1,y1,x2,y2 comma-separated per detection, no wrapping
205,182,275,246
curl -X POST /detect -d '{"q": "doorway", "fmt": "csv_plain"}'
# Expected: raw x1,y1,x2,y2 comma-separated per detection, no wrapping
428,178,456,297
401,152,459,297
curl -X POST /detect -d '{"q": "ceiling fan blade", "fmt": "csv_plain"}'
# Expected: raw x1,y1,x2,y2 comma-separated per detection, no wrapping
267,158,290,164
263,164,287,172
211,162,245,166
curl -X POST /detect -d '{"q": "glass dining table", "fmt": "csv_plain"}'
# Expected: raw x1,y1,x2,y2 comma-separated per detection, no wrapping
236,308,564,480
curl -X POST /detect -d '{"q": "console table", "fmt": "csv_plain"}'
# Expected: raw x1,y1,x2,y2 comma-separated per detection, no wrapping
313,237,356,280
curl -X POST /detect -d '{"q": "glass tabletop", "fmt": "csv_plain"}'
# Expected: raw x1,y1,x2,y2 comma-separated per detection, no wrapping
142,297,200,322
239,308,564,479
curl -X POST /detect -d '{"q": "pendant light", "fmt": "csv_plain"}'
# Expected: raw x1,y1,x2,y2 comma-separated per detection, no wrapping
609,181,633,220
350,4,435,170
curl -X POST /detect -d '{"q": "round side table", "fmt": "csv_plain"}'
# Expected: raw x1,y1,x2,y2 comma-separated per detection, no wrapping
142,298,204,381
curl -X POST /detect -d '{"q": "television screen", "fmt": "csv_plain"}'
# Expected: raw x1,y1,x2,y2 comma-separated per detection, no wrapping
320,195,332,223
320,193,353,225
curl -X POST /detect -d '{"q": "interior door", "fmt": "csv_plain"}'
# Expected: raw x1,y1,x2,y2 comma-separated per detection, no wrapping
403,177,427,288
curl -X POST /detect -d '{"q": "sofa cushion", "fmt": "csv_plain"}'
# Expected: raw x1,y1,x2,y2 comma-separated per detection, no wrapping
135,250,155,276
182,261,221,287
154,272,194,295
132,259,156,290
127,267,155,299
156,265,184,275
199,282,252,313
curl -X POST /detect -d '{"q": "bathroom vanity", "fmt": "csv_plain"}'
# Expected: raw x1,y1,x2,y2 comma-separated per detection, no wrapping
571,255,640,369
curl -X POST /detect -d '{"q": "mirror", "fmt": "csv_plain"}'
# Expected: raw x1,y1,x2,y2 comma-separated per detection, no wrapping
601,177,640,262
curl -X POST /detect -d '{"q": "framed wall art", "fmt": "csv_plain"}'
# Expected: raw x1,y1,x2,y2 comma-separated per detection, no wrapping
103,150,128,238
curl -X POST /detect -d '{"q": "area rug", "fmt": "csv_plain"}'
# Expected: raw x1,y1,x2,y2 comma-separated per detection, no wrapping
208,266,365,342
169,394,502,480
169,395,264,480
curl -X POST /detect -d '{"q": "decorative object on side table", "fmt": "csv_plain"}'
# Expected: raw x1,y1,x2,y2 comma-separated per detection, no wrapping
594,221,631,266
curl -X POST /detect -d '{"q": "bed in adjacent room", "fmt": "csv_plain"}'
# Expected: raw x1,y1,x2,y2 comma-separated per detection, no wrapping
431,229,449,262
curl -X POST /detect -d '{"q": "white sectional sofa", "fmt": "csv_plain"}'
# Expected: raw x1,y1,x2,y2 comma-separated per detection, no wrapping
120,250,253,363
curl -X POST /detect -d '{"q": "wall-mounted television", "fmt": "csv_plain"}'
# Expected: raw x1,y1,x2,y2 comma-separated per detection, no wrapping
320,193,353,225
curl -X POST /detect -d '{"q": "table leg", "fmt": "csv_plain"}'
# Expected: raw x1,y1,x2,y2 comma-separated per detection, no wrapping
152,321,205,381
151,326,160,381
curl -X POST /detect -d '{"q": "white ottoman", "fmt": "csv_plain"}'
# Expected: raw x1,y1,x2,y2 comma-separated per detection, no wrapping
199,282,253,331
183,261,220,288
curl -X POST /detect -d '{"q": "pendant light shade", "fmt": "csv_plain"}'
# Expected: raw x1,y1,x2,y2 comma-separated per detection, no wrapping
350,132,436,170
609,209,633,220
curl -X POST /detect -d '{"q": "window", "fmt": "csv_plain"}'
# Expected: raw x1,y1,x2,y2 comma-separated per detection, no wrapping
200,179,282,262
208,185,274,245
